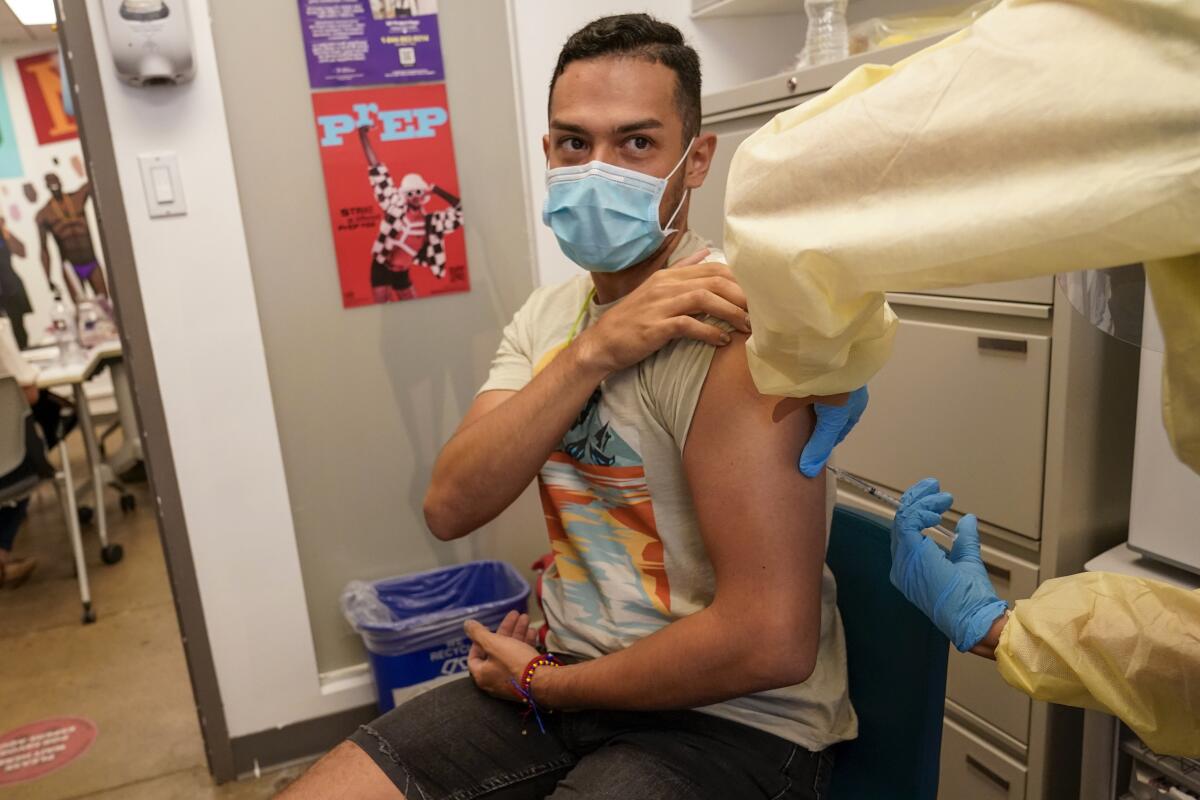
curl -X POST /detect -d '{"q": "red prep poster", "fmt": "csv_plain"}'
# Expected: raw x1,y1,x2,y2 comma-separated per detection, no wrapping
312,84,468,308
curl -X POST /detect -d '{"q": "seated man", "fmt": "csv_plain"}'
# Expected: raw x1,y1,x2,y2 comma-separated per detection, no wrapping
282,14,856,800
0,314,65,588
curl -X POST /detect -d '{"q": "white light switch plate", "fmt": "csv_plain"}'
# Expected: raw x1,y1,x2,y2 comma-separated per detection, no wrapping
138,152,187,218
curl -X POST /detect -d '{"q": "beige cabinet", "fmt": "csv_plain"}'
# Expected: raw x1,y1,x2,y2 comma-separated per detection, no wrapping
943,546,1039,744
690,108,776,248
923,277,1055,305
836,305,1052,539
941,718,1029,800
831,289,1138,800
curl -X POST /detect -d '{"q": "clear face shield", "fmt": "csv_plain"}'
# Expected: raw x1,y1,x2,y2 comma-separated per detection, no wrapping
1056,265,1163,352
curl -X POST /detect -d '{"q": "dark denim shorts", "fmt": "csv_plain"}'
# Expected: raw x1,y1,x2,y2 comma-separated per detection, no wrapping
348,677,833,800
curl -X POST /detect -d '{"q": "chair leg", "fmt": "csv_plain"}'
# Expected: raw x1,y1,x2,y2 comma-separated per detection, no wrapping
58,441,94,624
73,383,110,554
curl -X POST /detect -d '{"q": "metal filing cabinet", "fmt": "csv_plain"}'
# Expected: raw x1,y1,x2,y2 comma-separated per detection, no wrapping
696,39,1141,800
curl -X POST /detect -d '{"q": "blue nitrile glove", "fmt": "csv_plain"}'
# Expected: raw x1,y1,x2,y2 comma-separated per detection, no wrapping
798,386,869,478
889,478,1009,652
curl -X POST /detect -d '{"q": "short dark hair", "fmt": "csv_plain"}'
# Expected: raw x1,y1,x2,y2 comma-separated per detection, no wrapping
550,14,702,141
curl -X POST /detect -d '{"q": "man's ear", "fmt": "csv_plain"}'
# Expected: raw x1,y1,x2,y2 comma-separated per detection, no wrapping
542,133,551,162
685,132,717,190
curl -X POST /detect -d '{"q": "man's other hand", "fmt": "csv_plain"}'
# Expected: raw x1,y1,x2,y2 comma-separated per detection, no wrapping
575,249,752,376
798,386,868,477
464,611,541,702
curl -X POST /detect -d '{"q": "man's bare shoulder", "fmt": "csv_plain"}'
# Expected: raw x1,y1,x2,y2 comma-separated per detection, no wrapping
702,332,812,423
643,326,814,452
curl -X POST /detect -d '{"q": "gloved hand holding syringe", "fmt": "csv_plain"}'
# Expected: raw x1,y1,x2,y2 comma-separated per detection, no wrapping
827,466,958,546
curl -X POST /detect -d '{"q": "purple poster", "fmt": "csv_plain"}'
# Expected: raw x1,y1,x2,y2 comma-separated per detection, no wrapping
299,0,444,88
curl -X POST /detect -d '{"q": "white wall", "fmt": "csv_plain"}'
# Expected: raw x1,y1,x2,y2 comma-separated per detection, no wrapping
509,0,807,286
210,0,547,676
1128,290,1200,571
77,0,365,737
0,40,99,342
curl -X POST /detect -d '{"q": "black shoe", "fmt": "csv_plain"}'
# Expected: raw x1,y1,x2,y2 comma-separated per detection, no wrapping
119,460,147,484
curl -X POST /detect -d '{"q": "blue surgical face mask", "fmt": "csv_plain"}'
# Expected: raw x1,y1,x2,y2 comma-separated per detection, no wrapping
542,139,694,273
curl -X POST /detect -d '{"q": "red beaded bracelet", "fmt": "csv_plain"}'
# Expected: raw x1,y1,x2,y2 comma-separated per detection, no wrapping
518,653,561,703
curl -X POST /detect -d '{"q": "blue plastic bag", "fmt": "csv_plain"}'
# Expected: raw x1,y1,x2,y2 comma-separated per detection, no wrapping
342,560,531,710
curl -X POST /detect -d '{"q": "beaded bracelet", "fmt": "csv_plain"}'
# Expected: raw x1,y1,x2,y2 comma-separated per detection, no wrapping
509,653,561,735
521,654,561,697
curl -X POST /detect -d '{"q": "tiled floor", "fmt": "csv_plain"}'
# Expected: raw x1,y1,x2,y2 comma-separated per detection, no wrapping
0,433,310,798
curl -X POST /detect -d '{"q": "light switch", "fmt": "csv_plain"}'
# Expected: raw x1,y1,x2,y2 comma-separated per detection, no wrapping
151,166,174,203
138,152,187,218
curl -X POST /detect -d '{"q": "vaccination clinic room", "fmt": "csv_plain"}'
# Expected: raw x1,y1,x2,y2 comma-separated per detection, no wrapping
0,0,1196,798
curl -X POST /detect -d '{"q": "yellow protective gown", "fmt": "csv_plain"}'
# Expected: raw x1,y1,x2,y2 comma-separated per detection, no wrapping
996,572,1200,757
724,0,1200,469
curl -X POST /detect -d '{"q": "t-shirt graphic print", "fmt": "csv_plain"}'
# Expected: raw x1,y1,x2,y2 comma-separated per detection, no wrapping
540,384,673,650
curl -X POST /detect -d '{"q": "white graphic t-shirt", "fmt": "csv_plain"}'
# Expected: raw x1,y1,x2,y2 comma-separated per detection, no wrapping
478,231,857,750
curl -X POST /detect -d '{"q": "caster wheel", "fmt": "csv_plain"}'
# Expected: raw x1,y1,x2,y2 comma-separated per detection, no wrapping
82,605,96,624
78,506,94,526
119,494,136,513
101,544,124,565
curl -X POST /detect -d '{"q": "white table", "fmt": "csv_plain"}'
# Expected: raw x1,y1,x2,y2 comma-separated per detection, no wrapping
29,341,143,474
26,340,126,623
1084,543,1200,588
27,339,123,389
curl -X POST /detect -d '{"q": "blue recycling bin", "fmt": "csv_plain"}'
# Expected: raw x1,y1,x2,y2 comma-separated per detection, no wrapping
342,560,531,712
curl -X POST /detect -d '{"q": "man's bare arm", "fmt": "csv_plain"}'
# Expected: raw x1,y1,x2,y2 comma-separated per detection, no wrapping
534,333,828,709
357,126,381,169
423,344,607,541
431,185,460,207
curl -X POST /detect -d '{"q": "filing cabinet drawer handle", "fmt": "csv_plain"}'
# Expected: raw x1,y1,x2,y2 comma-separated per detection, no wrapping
978,337,1028,354
984,563,1012,583
966,755,1011,792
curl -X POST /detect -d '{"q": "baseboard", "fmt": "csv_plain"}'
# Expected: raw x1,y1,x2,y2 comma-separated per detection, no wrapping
229,703,379,780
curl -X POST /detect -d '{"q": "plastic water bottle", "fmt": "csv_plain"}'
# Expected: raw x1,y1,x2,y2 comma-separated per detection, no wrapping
804,0,849,66
50,290,80,363
76,299,104,348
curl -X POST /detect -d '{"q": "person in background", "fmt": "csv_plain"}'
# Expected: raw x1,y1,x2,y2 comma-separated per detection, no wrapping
0,315,50,588
0,216,33,349
891,478,1200,757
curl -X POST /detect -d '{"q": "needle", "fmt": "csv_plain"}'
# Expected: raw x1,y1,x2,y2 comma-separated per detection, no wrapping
828,466,958,544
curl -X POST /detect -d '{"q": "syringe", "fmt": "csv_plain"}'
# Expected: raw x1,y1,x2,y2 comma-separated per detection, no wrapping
827,466,958,545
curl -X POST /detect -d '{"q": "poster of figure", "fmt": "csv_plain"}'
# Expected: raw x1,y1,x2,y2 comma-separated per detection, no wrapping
15,52,77,146
313,84,468,307
298,0,444,88
36,174,108,304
